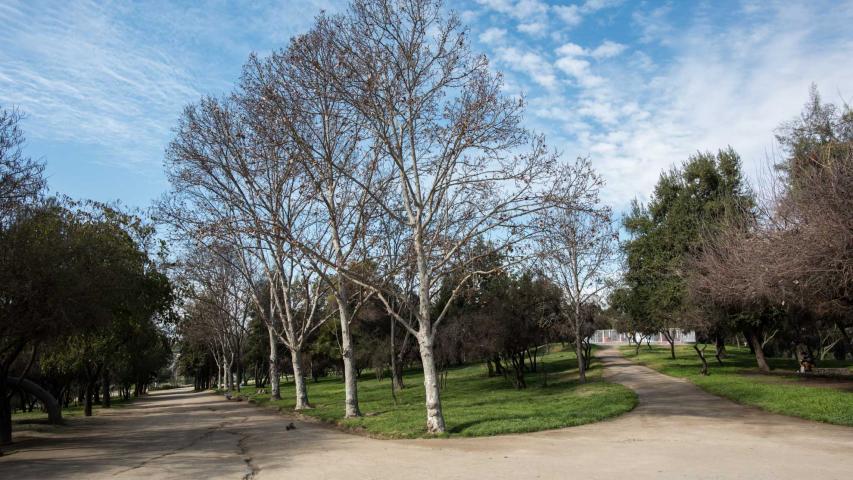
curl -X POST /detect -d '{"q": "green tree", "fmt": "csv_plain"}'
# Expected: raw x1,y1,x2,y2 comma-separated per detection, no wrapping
692,88,853,365
622,148,754,360
1,203,173,443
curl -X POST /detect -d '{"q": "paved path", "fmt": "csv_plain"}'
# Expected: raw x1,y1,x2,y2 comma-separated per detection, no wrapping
2,348,852,479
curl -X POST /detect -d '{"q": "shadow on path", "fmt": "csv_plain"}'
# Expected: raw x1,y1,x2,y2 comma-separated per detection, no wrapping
1,352,852,479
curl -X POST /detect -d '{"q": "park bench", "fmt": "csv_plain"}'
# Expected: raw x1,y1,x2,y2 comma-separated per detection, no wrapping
798,367,853,378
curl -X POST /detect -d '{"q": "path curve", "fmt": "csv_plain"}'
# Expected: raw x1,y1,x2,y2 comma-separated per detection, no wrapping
2,348,851,479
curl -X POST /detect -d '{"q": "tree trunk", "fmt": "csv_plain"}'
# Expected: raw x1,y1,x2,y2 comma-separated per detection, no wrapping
224,355,233,391
662,329,675,359
7,377,61,425
745,329,770,372
836,321,851,359
336,291,361,417
84,381,95,417
392,360,404,391
0,377,11,445
267,327,281,400
693,343,709,375
391,321,409,391
102,372,111,408
290,349,310,409
575,311,587,383
235,354,243,392
416,332,446,433
714,336,726,365
216,361,223,389
390,319,405,390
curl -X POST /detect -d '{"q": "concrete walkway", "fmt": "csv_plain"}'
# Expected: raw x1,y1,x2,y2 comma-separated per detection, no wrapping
2,348,851,479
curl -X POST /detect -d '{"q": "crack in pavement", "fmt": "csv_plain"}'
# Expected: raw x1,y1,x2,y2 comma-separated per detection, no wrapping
111,421,227,477
233,430,258,480
220,416,258,480
112,413,252,478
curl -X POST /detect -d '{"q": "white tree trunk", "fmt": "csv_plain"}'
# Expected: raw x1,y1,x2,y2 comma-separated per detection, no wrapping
570,280,586,383
224,356,233,391
290,348,310,409
416,332,446,433
337,291,361,417
575,301,587,383
268,326,281,400
575,334,587,383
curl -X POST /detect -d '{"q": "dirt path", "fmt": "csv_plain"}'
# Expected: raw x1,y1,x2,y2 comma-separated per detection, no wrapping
2,348,851,479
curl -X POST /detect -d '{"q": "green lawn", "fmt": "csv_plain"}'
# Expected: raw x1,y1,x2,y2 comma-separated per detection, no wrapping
619,345,853,426
239,347,637,438
12,397,133,425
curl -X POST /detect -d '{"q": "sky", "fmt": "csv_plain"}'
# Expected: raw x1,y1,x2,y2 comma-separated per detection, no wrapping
2,0,852,213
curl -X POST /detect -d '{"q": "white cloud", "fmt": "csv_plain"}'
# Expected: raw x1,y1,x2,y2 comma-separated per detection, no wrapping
484,1,853,211
518,22,547,35
494,47,558,89
553,5,582,27
0,0,333,172
556,40,626,60
554,42,607,87
479,27,507,44
476,0,548,20
0,1,199,167
590,40,627,59
556,42,586,57
555,56,588,76
460,9,481,23
581,0,623,13
632,4,673,44
577,3,853,208
478,0,617,34
514,0,550,18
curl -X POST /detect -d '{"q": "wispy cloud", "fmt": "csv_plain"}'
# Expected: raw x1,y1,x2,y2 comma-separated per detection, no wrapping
2,0,851,213
494,47,559,89
0,0,336,172
0,1,198,168
470,0,853,209
475,0,623,36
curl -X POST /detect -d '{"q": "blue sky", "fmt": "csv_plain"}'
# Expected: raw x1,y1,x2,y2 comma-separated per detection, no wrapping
2,0,852,212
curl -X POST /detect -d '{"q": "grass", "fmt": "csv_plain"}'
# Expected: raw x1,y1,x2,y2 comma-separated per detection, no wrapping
12,397,133,425
239,346,637,438
619,344,853,426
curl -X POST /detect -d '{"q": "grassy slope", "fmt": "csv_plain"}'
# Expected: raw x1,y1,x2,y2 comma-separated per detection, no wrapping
242,347,637,438
619,345,853,426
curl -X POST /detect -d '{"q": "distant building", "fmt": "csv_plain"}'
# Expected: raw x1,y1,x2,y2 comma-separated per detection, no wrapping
589,328,695,345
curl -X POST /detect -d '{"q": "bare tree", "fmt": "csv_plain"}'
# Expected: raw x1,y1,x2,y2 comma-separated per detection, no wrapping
161,94,331,409
292,0,569,433
180,244,253,391
690,90,853,366
238,22,384,416
537,158,617,382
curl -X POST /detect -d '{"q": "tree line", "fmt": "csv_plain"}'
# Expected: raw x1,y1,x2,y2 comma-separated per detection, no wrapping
612,87,852,374
160,0,616,434
0,108,175,445
3,0,848,444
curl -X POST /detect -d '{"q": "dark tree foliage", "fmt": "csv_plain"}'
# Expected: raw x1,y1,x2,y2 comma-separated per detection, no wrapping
0,118,174,444
0,107,44,223
692,88,853,365
622,148,755,364
432,248,562,389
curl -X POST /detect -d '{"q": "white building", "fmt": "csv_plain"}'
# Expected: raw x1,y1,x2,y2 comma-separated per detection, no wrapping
589,329,695,345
